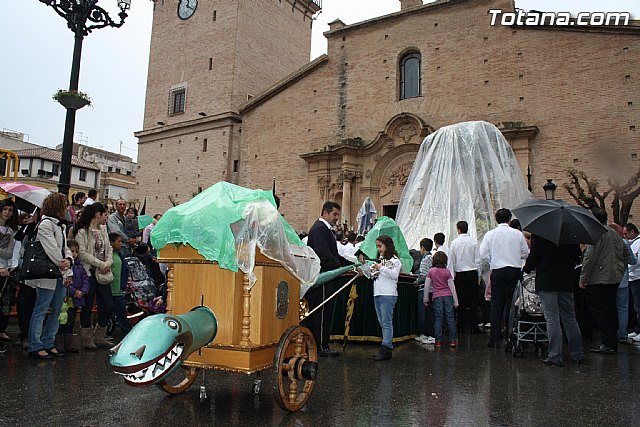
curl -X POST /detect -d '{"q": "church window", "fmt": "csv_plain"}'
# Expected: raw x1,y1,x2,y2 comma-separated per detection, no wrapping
170,88,186,115
233,160,239,173
399,51,422,100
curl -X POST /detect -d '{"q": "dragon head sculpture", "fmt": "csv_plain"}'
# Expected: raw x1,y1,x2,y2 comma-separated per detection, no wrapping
109,306,217,386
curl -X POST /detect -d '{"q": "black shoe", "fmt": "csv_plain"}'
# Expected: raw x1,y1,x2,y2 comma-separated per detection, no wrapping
318,347,339,357
541,357,563,367
373,345,392,361
46,348,65,358
590,345,617,354
29,350,53,360
487,341,499,348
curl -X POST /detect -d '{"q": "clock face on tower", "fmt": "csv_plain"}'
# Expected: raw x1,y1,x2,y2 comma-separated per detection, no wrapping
177,0,198,20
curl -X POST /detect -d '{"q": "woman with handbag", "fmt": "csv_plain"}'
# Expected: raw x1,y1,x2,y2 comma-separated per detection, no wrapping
74,203,113,350
27,193,74,359
0,198,17,343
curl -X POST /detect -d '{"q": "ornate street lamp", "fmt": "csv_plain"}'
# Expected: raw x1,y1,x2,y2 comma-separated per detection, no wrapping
543,179,557,200
39,0,132,195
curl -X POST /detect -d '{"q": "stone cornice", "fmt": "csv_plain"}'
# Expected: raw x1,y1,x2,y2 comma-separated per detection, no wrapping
323,1,640,38
496,122,539,139
135,112,242,142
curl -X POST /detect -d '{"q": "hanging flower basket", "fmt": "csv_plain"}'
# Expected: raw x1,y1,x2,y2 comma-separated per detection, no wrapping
52,89,92,110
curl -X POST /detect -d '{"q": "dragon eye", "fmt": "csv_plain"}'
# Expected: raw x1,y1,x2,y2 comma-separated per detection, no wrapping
167,320,178,330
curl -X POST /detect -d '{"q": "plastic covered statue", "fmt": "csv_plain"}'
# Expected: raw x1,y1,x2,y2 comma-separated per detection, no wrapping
151,182,320,291
396,121,531,249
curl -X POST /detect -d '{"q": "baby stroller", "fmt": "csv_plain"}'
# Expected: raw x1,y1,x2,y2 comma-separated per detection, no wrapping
124,255,166,317
106,256,166,335
507,272,548,358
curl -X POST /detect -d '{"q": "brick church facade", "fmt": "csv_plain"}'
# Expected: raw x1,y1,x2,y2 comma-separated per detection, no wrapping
136,0,640,232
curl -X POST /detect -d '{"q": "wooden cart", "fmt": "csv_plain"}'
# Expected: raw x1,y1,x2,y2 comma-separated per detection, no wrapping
156,244,318,412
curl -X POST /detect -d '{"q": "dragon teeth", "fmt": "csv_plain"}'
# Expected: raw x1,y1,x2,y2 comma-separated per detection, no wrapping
119,344,185,384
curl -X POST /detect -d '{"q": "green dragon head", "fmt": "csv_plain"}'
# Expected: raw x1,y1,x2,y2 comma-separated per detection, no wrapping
109,306,217,386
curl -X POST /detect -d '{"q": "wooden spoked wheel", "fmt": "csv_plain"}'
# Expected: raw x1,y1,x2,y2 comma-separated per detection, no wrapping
273,325,318,412
156,366,200,394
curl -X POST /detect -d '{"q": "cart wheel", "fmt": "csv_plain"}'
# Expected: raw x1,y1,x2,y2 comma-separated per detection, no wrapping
273,325,318,412
253,379,261,394
156,366,200,394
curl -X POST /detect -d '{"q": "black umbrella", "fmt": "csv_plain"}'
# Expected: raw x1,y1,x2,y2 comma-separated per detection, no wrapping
512,199,608,245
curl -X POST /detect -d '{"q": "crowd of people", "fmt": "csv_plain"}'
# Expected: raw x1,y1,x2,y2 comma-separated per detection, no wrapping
2,191,636,369
315,202,636,366
0,190,166,359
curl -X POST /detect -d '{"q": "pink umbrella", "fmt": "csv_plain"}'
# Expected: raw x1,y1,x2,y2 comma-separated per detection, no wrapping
0,182,52,208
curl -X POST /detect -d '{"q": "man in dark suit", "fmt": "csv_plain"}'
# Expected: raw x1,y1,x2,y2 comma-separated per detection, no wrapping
302,201,351,357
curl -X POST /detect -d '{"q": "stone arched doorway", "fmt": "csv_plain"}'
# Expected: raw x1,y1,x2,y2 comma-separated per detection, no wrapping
301,112,431,227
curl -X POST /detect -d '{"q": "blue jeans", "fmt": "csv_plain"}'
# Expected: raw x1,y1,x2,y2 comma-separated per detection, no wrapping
374,295,397,349
538,291,583,362
28,279,65,352
434,295,457,342
617,285,629,339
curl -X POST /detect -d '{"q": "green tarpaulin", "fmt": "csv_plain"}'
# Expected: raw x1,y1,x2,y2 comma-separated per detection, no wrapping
356,216,413,273
150,182,307,274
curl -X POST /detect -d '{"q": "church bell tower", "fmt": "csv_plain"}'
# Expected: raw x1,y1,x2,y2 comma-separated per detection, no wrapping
135,0,321,213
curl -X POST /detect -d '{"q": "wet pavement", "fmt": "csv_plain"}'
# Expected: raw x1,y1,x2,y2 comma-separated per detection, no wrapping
1,323,639,426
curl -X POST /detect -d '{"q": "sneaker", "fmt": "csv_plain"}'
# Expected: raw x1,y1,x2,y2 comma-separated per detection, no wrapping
450,341,457,348
434,340,442,349
484,323,491,329
634,335,640,343
478,323,484,328
424,336,436,344
628,332,638,339
414,334,428,343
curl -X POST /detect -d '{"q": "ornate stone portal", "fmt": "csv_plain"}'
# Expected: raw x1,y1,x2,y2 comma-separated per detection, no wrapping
302,113,428,228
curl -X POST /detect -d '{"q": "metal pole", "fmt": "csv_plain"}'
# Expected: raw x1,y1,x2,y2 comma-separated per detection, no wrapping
58,30,84,195
303,272,360,320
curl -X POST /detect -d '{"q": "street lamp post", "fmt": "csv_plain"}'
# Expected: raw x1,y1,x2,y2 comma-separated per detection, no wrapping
39,0,132,195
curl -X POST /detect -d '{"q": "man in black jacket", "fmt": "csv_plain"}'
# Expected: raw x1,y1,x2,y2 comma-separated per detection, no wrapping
523,235,583,366
302,201,351,357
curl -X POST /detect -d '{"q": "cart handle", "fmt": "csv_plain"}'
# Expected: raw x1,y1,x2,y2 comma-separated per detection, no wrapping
302,267,360,320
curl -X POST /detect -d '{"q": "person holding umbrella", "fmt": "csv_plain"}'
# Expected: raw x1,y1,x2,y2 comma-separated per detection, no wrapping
523,235,583,366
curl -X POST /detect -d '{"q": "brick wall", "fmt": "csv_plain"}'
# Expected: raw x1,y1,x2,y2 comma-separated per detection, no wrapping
241,0,639,231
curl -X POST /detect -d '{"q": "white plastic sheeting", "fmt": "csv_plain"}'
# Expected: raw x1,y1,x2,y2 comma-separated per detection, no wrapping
396,121,531,250
232,200,320,296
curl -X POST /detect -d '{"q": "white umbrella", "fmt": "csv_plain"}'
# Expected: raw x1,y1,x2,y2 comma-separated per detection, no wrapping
0,182,52,208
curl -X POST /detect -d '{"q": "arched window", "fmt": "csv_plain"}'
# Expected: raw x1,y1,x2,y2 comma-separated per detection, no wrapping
399,52,422,100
